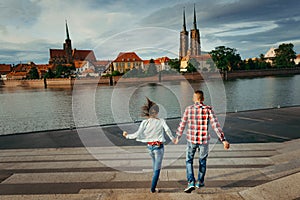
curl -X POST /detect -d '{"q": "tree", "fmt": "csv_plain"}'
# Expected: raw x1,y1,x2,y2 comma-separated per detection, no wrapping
245,58,255,70
111,70,121,76
169,58,180,72
28,67,39,79
209,46,242,71
44,68,55,78
55,65,76,78
274,43,296,68
186,58,198,72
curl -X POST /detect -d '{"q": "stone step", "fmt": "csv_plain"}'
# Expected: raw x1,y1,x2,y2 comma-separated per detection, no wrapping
0,149,277,163
0,156,274,171
239,172,300,200
1,168,270,184
0,143,279,157
0,191,244,200
0,194,101,200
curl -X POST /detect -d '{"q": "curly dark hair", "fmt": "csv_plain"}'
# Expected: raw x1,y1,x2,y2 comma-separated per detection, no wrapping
141,97,159,117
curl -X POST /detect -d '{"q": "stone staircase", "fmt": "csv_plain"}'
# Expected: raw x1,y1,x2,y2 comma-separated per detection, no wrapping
0,139,299,200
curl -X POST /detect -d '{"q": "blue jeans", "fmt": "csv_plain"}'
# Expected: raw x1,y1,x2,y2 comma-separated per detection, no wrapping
186,142,208,184
147,144,164,192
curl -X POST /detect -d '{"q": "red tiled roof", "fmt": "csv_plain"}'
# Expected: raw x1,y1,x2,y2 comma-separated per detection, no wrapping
0,64,12,73
156,56,170,63
82,68,95,74
73,49,96,61
143,57,170,65
50,49,65,58
74,61,87,69
114,52,143,62
36,64,53,70
49,49,97,62
94,60,111,66
6,71,27,78
13,63,35,72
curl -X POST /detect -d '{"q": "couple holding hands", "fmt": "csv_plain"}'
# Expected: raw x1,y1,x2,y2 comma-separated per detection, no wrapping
123,90,230,193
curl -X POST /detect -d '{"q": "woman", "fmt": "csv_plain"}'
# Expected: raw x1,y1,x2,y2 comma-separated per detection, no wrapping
123,97,176,193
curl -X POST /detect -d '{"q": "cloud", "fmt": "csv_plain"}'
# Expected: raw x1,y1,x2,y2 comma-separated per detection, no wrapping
0,0,41,28
0,0,300,64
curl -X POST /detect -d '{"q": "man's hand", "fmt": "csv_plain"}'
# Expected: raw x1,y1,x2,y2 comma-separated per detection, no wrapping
173,136,179,144
223,141,230,150
123,131,128,138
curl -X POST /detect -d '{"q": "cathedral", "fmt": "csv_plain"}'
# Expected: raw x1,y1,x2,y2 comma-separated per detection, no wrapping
49,21,97,66
179,4,201,60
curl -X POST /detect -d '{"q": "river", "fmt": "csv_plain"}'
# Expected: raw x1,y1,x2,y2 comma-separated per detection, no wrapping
0,75,300,135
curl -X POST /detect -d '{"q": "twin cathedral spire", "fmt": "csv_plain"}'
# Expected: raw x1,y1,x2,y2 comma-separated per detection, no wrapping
179,4,201,60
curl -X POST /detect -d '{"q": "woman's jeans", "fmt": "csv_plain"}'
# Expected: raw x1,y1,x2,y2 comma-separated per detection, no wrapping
186,142,209,184
147,144,164,192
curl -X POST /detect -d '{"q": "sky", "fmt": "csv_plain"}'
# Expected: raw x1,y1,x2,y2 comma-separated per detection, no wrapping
1,0,300,64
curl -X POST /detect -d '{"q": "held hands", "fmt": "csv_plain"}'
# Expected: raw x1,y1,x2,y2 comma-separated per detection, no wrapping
123,131,128,138
172,136,179,144
223,141,230,150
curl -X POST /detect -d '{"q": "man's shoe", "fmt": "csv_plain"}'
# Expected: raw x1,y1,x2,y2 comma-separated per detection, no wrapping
150,188,160,193
195,181,205,188
184,182,195,193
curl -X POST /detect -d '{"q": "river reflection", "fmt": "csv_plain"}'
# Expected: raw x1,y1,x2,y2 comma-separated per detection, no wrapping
0,75,299,135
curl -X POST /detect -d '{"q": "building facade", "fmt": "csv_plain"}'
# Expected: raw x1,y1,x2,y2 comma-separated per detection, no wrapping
112,52,143,73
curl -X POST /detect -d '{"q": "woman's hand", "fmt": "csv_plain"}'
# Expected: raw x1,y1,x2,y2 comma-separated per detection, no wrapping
223,141,230,150
172,136,179,144
123,131,128,138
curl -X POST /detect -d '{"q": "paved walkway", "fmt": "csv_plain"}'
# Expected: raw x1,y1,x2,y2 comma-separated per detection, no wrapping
0,107,299,199
0,139,299,199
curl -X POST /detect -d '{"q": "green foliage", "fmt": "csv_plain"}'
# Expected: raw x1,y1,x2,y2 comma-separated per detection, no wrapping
186,61,198,72
44,68,55,78
55,65,75,78
187,58,198,72
28,67,39,79
111,70,121,76
274,43,296,68
168,58,180,72
209,46,242,71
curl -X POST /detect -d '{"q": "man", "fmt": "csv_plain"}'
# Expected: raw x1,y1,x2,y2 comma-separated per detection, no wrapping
175,90,230,193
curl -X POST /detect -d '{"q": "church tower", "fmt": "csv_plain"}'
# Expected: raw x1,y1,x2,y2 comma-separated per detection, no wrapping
63,20,73,64
190,4,201,56
179,8,189,60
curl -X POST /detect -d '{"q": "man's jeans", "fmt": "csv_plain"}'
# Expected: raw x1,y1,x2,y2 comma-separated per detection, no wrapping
147,144,164,192
186,142,209,184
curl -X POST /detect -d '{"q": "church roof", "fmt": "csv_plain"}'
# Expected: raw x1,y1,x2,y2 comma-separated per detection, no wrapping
73,49,96,61
49,49,97,62
49,49,65,58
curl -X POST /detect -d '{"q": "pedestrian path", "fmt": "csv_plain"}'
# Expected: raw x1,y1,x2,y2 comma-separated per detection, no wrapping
0,139,299,199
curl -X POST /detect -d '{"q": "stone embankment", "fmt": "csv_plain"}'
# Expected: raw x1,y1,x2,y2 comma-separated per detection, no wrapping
1,68,300,88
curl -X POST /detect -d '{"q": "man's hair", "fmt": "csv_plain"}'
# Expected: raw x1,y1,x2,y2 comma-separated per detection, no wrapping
194,90,204,100
141,97,159,117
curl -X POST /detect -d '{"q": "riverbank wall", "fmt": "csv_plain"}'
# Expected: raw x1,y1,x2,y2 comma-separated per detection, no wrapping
223,67,300,80
1,68,300,88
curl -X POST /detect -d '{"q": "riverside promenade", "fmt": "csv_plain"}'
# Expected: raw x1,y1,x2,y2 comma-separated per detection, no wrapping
0,106,299,199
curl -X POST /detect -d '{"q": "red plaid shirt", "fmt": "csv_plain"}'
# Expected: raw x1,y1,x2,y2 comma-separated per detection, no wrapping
176,102,226,144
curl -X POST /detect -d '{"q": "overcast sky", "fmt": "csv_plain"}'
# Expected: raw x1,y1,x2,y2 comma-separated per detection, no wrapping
1,0,300,64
